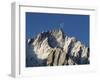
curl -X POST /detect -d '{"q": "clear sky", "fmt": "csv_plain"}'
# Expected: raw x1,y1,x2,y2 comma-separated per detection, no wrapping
26,12,89,47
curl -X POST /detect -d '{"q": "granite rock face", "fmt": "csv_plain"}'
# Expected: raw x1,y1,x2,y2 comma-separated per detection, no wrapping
26,28,89,67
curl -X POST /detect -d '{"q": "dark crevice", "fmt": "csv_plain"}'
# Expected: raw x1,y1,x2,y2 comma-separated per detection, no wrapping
50,50,56,66
57,51,61,65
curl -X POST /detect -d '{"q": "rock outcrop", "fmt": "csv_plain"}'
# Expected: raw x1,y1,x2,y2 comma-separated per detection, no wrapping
26,28,89,67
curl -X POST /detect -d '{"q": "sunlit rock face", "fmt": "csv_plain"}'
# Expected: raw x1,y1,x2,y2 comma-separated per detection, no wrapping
26,28,89,67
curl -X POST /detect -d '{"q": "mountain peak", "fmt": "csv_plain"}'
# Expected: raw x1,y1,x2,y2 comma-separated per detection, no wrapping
26,28,89,67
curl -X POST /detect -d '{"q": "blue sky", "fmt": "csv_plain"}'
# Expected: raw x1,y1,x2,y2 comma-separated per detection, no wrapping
26,12,89,47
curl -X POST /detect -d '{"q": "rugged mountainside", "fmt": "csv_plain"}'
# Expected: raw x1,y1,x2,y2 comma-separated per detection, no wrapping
26,28,89,67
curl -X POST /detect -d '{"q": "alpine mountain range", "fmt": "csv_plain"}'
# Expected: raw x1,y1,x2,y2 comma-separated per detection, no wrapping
26,28,89,67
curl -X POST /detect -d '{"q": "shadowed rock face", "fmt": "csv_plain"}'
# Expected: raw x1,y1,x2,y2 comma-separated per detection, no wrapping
26,28,89,67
